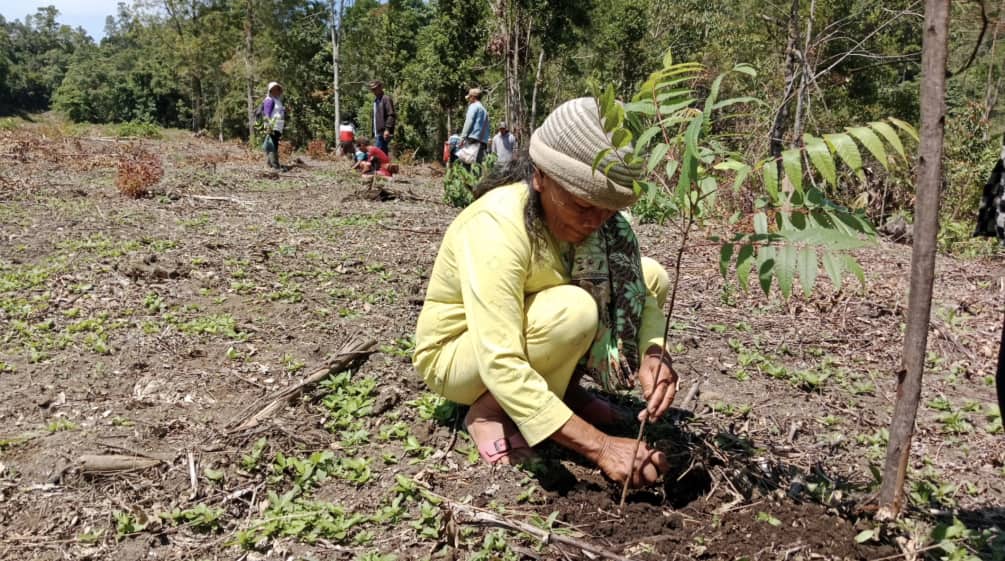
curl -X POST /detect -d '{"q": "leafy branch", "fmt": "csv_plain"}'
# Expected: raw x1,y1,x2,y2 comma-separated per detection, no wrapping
591,53,916,506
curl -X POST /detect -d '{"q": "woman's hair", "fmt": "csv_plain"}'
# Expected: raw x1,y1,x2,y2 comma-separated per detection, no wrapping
472,155,548,253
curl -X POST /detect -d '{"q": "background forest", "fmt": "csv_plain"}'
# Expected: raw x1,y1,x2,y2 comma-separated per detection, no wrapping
1,0,1003,235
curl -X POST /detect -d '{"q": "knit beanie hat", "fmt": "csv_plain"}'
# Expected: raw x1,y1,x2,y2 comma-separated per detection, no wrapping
529,97,644,210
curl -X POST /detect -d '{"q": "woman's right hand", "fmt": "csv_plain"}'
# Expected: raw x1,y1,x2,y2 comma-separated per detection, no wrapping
596,435,669,488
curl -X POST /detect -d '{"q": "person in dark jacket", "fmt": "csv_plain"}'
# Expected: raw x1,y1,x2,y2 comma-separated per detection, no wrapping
975,140,1005,244
369,80,396,156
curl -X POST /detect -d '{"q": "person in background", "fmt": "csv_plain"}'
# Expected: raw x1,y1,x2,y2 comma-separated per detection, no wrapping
490,121,517,165
443,131,462,166
459,88,490,165
338,119,356,160
413,97,677,488
262,81,286,170
369,80,396,156
353,137,394,177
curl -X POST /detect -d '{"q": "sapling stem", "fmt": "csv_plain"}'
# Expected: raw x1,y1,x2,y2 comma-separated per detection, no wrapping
619,211,695,511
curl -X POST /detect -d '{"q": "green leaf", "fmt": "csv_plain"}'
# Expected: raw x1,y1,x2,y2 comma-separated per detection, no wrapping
854,529,876,543
710,96,761,111
719,243,734,277
803,134,836,186
662,50,674,69
603,102,624,132
868,121,906,160
781,148,803,192
647,143,670,173
665,159,679,180
623,100,656,115
753,212,769,235
732,63,757,77
887,117,919,142
684,114,703,160
798,247,817,297
635,126,663,152
762,160,780,201
823,133,864,182
846,126,888,170
822,251,843,290
779,226,870,251
704,73,726,118
611,128,632,150
843,254,866,289
757,246,775,295
736,244,755,290
776,244,796,299
592,147,612,174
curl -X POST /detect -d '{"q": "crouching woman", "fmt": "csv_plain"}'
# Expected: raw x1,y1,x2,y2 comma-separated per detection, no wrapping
413,97,679,488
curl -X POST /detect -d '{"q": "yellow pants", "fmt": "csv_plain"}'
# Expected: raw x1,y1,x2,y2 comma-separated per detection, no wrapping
429,257,669,408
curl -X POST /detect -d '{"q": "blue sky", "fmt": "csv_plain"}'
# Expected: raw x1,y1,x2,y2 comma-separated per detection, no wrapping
1,1,123,40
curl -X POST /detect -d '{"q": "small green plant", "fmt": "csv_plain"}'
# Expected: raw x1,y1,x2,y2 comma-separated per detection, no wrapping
114,511,147,539
380,335,416,359
755,511,782,527
160,503,225,532
47,418,78,433
408,392,456,423
241,437,268,471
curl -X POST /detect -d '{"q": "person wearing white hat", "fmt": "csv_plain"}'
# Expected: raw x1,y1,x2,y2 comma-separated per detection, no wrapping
413,97,677,489
458,88,490,165
262,81,286,170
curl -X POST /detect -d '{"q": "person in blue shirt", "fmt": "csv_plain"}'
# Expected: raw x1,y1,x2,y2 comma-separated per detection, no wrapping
459,88,490,165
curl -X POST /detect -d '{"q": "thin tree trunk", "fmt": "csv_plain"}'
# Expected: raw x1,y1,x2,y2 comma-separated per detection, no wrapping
331,0,344,134
769,0,801,161
530,49,544,132
245,0,255,141
877,0,950,519
793,0,816,141
982,0,1004,137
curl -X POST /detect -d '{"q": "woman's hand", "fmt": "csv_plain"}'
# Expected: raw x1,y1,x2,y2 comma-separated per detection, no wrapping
637,345,678,422
551,415,668,488
596,434,669,488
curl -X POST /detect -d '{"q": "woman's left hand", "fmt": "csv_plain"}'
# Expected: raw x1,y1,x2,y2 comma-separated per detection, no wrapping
637,345,678,422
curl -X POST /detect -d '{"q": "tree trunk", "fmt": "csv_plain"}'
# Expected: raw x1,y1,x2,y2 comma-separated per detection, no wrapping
245,0,255,141
530,49,544,133
877,0,950,520
981,0,1004,138
769,0,801,161
331,0,344,134
792,0,816,141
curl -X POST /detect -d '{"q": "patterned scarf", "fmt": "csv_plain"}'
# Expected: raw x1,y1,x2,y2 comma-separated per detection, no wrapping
568,213,646,391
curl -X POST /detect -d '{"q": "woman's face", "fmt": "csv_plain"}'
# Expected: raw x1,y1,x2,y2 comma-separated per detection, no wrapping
533,169,616,244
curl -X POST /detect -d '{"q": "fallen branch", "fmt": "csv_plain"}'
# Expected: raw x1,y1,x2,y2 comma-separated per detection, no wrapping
434,493,638,561
226,336,378,433
187,194,255,207
78,454,161,474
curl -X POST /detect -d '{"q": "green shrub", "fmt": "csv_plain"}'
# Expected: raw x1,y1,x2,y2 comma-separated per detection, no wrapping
116,120,162,139
443,157,497,208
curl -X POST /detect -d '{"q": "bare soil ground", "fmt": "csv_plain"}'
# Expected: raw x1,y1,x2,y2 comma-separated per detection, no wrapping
1,121,1003,561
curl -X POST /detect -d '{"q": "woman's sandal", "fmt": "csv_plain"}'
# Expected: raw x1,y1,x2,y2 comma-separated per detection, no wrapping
464,403,535,465
475,431,532,464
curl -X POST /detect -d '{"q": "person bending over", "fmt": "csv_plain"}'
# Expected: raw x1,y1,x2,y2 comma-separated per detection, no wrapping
413,97,678,488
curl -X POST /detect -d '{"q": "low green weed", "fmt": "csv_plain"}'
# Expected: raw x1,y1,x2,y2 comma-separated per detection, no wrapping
115,120,162,139
233,490,366,548
160,504,225,532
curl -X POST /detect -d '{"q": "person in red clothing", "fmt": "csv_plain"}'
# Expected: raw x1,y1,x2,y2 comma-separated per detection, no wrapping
353,137,395,177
